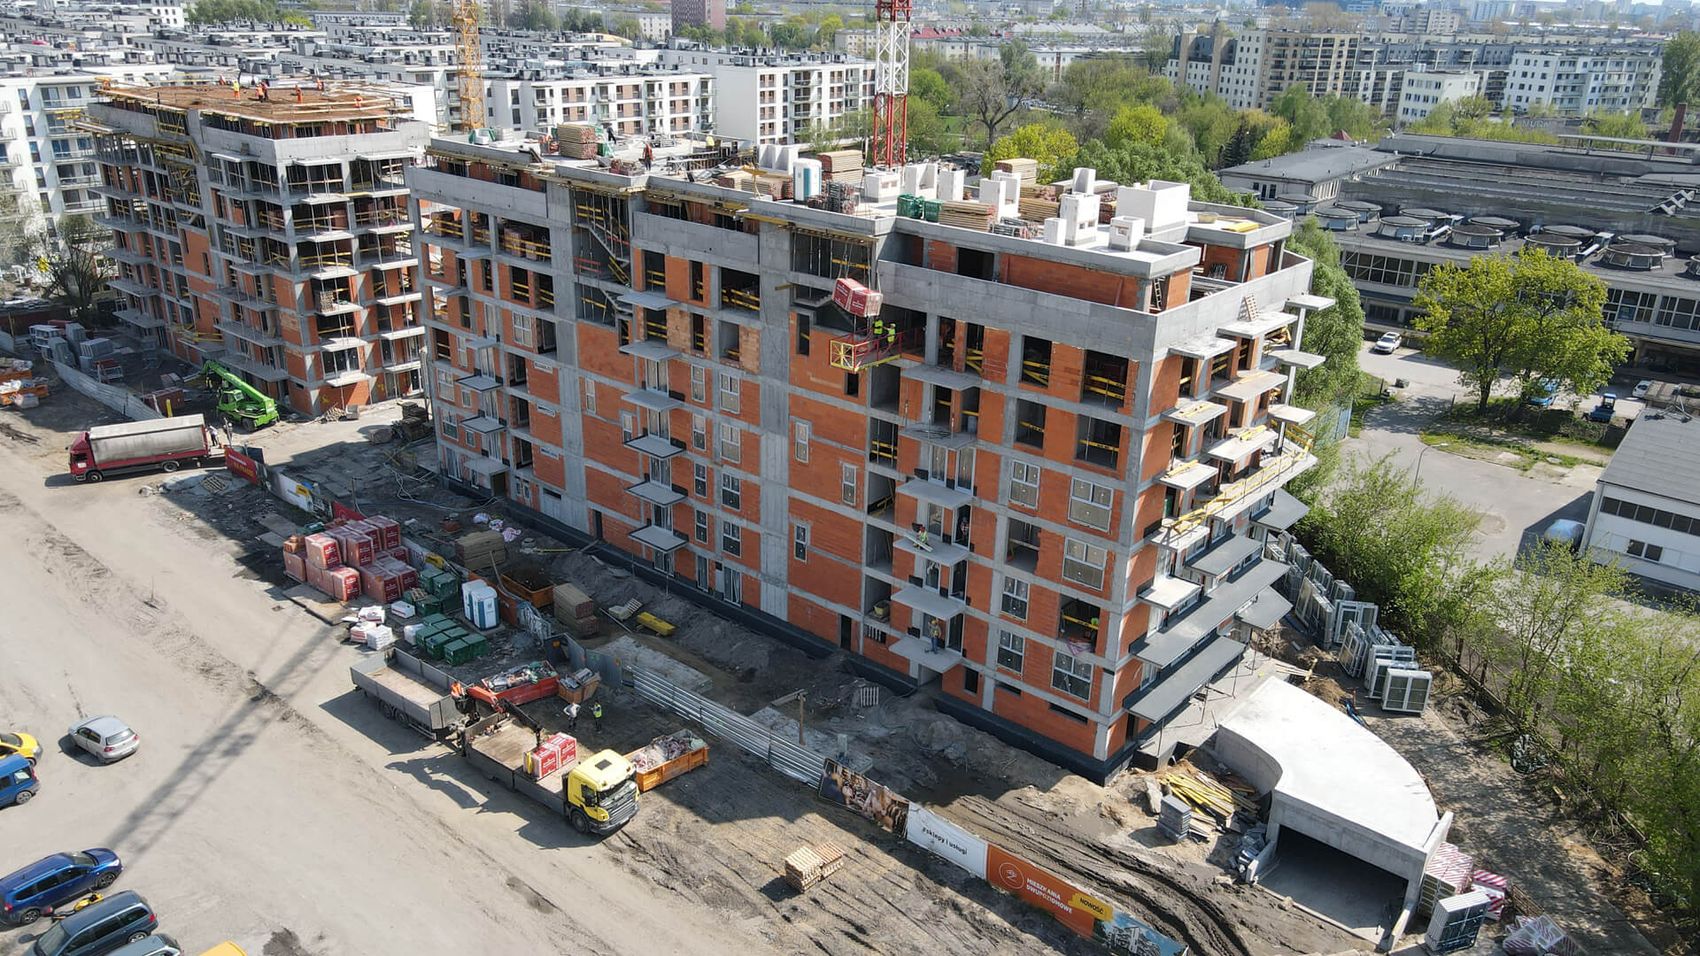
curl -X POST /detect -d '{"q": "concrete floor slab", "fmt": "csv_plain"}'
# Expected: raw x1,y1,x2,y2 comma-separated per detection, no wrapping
1258,829,1407,943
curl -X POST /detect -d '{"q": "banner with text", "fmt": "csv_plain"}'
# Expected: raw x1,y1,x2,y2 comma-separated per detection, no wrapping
904,806,987,879
984,845,1186,956
224,449,260,485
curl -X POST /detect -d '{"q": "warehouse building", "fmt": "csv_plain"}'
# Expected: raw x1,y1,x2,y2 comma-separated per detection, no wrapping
1582,411,1700,594
408,141,1334,778
86,81,433,413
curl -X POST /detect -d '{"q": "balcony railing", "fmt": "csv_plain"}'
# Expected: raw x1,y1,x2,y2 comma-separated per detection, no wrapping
829,326,923,373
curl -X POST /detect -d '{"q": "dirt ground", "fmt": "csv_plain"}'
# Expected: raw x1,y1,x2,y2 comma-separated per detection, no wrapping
9,354,1680,956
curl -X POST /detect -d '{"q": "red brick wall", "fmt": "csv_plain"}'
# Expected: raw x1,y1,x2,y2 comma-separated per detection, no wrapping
1001,254,1140,308
577,324,631,383
1150,355,1184,413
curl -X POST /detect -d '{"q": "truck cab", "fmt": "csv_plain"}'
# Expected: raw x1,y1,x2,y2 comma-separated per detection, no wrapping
566,751,639,835
67,434,92,479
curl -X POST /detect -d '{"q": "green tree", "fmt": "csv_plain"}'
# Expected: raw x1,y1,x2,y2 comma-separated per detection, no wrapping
814,13,842,49
983,122,1079,182
910,67,954,114
1299,453,1488,639
1103,103,1169,149
769,16,811,49
905,98,959,157
1071,138,1248,206
1413,248,1625,412
1581,109,1648,143
32,215,112,325
407,0,447,27
1272,83,1329,143
1217,117,1257,169
186,0,280,23
956,42,1044,147
1660,31,1700,108
1249,118,1293,159
606,15,643,40
1285,220,1364,409
514,0,556,31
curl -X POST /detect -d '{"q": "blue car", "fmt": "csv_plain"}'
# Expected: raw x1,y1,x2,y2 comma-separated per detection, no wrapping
0,754,37,808
1,849,124,926
1525,379,1561,407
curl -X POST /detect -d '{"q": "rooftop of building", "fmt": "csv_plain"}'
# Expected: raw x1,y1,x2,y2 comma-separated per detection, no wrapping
424,132,1295,282
1216,678,1440,856
1219,146,1402,186
1599,411,1700,506
100,80,412,125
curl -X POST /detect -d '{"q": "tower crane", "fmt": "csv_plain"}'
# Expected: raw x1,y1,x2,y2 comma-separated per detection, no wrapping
870,0,911,168
454,0,484,134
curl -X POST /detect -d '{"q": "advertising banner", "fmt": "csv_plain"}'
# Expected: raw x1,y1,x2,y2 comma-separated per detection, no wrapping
331,500,366,523
818,758,910,833
271,470,317,514
904,806,988,879
224,448,260,484
984,845,1187,956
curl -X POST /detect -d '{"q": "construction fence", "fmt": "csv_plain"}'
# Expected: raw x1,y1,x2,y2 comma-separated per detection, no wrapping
624,663,1188,955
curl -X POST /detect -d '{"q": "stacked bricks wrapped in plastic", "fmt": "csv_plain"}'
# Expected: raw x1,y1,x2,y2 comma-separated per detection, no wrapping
283,513,417,605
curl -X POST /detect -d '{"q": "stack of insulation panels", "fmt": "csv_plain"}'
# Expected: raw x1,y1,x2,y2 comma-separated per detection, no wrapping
1418,843,1474,917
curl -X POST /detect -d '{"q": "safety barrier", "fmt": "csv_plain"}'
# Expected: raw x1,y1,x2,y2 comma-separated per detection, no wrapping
629,668,831,786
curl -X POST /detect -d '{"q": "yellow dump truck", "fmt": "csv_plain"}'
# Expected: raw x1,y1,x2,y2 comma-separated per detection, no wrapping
458,713,638,836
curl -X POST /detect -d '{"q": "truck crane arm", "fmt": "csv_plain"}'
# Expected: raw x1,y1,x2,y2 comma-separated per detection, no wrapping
201,360,280,428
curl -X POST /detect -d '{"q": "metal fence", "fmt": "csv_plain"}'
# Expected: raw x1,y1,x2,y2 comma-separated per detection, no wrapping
630,668,831,786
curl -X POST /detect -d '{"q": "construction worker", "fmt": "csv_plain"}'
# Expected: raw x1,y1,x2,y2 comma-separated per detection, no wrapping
870,317,885,344
565,701,580,731
885,321,897,349
928,618,944,653
591,701,604,731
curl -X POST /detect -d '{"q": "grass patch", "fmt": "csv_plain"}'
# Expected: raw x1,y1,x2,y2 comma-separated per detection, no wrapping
1419,427,1591,471
1348,372,1394,437
1437,399,1619,453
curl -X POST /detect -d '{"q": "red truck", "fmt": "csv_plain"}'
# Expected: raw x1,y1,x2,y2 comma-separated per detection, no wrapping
69,414,216,482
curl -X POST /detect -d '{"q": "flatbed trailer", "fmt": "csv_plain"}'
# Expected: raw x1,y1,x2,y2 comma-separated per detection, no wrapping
351,649,463,738
458,714,639,835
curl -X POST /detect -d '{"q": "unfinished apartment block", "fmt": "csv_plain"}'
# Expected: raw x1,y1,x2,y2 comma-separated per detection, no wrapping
411,141,1332,779
88,82,432,414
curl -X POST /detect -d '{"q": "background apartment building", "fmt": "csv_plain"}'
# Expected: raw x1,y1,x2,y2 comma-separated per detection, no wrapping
408,141,1332,778
87,82,432,413
1167,24,1659,118
654,48,872,145
1395,69,1480,123
671,0,725,32
484,69,714,138
1502,49,1660,114
0,63,179,248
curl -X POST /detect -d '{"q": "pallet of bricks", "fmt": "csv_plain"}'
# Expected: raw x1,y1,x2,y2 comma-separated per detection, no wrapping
284,531,361,602
456,529,508,577
554,123,600,160
282,515,417,605
552,582,597,638
815,149,862,183
783,841,847,893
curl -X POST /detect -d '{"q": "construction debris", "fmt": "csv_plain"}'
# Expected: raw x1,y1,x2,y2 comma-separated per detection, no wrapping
1502,915,1583,956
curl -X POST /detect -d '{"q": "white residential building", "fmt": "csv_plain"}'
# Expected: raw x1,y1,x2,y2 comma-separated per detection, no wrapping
484,69,714,137
655,48,871,145
0,63,179,242
1500,49,1660,114
637,13,672,42
1396,69,1481,123
1582,413,1700,594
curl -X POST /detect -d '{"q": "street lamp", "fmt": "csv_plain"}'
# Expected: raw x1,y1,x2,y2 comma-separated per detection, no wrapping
1413,441,1448,482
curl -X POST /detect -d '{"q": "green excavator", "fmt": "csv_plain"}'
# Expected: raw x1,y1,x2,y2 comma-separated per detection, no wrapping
201,360,280,429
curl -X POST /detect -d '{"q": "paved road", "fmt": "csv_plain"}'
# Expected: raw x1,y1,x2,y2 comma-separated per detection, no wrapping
0,427,777,954
1348,346,1602,561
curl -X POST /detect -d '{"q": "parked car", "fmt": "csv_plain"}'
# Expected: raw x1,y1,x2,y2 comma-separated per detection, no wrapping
29,891,157,956
106,936,181,956
1524,379,1561,407
1,849,123,925
1542,519,1586,551
0,754,38,808
1632,379,1654,399
67,718,138,764
0,731,41,765
1371,331,1403,354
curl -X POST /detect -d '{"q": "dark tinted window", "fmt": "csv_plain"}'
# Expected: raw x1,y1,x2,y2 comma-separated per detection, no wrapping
69,853,95,868
34,920,70,953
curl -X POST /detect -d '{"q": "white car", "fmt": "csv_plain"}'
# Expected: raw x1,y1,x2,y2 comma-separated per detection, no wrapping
68,716,139,764
1371,332,1403,354
1631,380,1654,400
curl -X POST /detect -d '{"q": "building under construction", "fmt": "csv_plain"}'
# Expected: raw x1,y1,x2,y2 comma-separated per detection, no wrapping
410,136,1333,779
88,81,434,414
